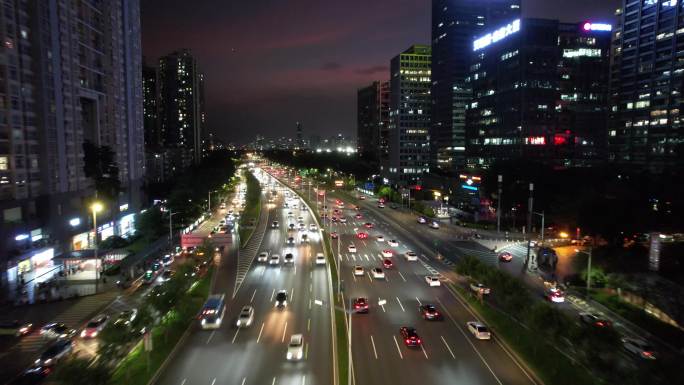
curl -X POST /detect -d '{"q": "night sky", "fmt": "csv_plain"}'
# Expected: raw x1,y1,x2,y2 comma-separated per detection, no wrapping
141,0,621,144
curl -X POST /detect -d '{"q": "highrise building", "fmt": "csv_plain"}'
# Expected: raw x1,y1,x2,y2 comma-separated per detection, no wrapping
608,0,684,172
143,64,159,149
430,0,521,174
0,0,144,269
357,81,389,162
158,49,205,170
384,45,432,184
465,18,611,167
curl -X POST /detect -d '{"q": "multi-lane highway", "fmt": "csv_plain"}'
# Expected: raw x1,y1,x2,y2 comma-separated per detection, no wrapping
156,169,334,385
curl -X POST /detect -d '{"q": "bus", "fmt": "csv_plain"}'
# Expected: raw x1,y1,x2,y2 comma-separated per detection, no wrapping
199,294,226,329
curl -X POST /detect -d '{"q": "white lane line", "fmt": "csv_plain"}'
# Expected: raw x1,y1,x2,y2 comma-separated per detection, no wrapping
250,289,257,303
231,327,240,344
396,297,405,312
206,330,215,344
294,265,297,275
257,322,265,343
436,297,504,385
310,271,313,279
281,321,288,343
370,335,378,359
441,336,456,359
393,335,404,359
398,271,407,282
181,379,187,385
352,254,356,261
290,287,295,302
301,375,306,385
310,283,312,292
352,273,357,282
421,343,429,359
309,298,312,309
272,377,277,385
308,318,311,331
211,379,216,385
367,272,373,283
270,288,275,301
241,378,246,385
416,297,422,306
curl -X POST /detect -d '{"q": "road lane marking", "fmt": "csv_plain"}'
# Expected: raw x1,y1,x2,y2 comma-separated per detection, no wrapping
250,289,257,303
416,297,422,306
301,375,306,385
211,379,216,385
352,254,356,261
281,321,288,343
441,336,456,359
309,298,312,309
308,318,311,331
398,272,407,282
206,330,215,344
370,335,378,359
396,297,405,312
310,271,313,279
294,265,297,275
367,272,373,283
352,273,357,282
421,343,429,359
309,283,312,292
270,288,275,301
305,343,309,359
257,322,265,343
241,378,246,385
231,328,240,343
393,336,404,359
436,297,504,385
181,379,187,385
290,287,294,302
272,377,277,385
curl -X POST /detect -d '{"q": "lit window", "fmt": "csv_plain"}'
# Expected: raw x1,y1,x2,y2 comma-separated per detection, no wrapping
0,156,7,170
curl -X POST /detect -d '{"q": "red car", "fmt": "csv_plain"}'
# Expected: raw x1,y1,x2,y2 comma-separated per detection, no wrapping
399,327,421,346
357,232,368,239
364,222,374,229
498,252,513,262
382,259,393,269
353,298,369,313
330,232,339,239
354,213,362,219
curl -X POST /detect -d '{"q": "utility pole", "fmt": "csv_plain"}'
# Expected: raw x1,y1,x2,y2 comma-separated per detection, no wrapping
586,242,593,295
527,183,534,234
496,175,503,233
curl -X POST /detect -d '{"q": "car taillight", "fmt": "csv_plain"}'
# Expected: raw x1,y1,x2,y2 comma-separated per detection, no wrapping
405,339,410,344
417,339,421,343
643,351,653,357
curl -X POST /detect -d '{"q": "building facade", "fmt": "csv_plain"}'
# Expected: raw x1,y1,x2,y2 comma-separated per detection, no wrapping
430,0,521,174
0,0,144,276
158,49,205,170
608,0,684,172
356,81,389,162
384,45,432,184
466,18,611,167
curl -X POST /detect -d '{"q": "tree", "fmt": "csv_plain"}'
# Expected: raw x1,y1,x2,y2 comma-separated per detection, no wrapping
82,141,121,201
136,206,165,241
52,357,111,385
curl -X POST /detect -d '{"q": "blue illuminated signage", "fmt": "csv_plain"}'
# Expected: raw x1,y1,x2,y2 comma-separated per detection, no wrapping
473,19,520,51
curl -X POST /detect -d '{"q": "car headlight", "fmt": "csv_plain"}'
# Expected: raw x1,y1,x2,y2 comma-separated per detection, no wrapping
236,320,241,326
44,358,53,365
201,319,206,325
287,352,293,359
297,351,303,359
80,330,86,337
92,331,98,337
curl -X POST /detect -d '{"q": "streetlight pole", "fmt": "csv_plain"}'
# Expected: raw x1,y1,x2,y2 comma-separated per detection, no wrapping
586,242,593,295
497,175,503,233
91,202,103,292
169,211,178,247
527,183,534,235
348,296,353,385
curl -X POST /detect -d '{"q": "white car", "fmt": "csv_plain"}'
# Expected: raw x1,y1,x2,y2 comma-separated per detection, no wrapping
381,249,393,258
309,223,317,231
467,321,491,340
269,254,280,265
348,244,357,253
377,203,385,208
353,265,364,276
284,253,295,264
236,306,254,328
287,334,304,360
470,283,491,295
388,239,399,247
376,235,385,242
425,276,441,287
371,268,385,279
417,216,427,224
339,217,347,223
429,221,440,229
298,222,306,230
297,216,304,222
404,251,418,261
315,253,326,265
257,252,269,263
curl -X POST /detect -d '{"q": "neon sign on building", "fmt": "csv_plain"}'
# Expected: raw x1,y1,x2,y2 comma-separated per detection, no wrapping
473,19,521,51
582,22,611,32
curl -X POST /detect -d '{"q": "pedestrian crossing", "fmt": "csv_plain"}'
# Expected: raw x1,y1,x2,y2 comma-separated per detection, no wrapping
233,201,270,298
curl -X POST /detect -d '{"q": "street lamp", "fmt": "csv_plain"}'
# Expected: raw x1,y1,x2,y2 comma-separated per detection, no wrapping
91,201,103,291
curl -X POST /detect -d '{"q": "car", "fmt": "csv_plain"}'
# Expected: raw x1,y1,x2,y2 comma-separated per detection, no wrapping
353,297,369,313
0,320,33,337
315,253,326,265
377,203,385,208
498,252,513,262
114,309,138,327
269,254,280,265
399,327,422,347
425,276,441,287
286,334,304,360
467,321,491,340
339,217,348,223
371,267,385,279
388,239,399,247
288,223,296,230
236,306,255,328
429,221,440,229
39,323,74,339
348,244,357,253
287,211,294,217
376,235,385,242
158,269,175,283
34,339,73,367
359,195,366,200
354,213,362,219
161,254,174,266
622,337,656,360
390,204,398,209
417,216,427,224
364,222,374,229
545,288,565,303
382,259,394,269
470,283,491,295
284,253,295,264
297,216,304,222
287,236,295,245
309,223,317,231
356,232,368,239
272,221,279,229
300,233,309,243
275,290,288,308
298,222,306,230
404,251,418,261
579,313,612,328
330,232,339,239
331,216,338,223
333,209,340,215
381,249,393,258
419,304,442,320
353,265,364,276
81,314,109,338
258,251,269,263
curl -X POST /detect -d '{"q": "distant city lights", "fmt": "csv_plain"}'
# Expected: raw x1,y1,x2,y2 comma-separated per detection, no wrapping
473,19,521,51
